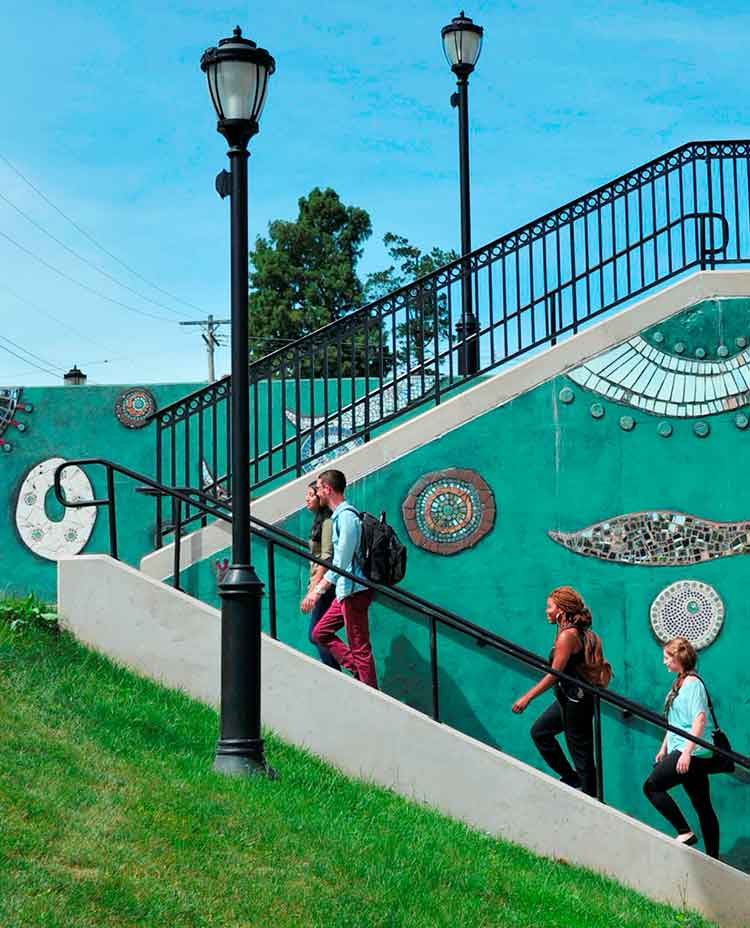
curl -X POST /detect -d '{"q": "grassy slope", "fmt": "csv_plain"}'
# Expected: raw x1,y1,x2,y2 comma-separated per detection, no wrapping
0,621,714,928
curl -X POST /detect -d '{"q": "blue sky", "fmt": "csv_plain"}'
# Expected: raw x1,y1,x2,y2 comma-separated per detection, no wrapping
1,0,749,386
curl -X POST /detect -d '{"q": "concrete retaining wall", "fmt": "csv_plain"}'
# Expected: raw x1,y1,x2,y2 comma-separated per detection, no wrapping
59,553,750,927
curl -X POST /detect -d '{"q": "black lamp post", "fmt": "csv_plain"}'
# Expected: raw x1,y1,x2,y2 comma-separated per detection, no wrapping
442,11,483,376
200,26,276,777
63,365,87,385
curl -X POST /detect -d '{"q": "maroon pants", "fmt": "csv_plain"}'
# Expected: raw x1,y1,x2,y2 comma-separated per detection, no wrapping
312,589,378,689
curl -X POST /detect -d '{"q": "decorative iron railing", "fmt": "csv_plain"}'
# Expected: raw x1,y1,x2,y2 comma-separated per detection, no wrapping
151,140,750,543
54,457,749,816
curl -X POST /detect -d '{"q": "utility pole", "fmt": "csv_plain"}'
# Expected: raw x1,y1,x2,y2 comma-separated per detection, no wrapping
179,314,230,381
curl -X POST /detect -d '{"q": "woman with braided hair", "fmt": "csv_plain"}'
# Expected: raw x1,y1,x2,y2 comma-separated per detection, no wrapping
512,586,609,797
642,637,719,857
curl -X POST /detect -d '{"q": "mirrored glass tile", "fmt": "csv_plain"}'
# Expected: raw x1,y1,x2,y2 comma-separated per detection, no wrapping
657,372,676,400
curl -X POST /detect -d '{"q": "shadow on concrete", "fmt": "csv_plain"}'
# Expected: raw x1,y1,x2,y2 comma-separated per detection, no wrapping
380,633,502,751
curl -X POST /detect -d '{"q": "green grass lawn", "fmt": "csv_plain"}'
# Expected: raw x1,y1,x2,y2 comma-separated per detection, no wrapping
0,600,715,928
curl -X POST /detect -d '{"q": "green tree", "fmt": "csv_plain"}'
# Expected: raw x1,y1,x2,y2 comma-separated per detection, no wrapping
248,187,373,369
364,233,458,369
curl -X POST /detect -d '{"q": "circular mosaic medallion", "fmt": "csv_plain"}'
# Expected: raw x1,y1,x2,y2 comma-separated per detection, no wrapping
114,387,156,429
650,580,724,650
402,468,495,556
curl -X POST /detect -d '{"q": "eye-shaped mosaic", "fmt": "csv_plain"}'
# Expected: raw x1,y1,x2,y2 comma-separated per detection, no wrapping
650,580,724,650
549,510,750,566
402,468,495,555
567,334,750,418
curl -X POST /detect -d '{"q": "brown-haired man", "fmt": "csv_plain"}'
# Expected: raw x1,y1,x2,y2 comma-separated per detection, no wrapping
301,468,377,688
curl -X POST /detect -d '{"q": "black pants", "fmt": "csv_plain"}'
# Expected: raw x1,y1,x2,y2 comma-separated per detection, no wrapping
530,691,597,797
307,586,339,670
643,750,719,858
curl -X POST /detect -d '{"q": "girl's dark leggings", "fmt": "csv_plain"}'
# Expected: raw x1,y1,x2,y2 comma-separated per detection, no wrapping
531,692,597,797
643,750,720,858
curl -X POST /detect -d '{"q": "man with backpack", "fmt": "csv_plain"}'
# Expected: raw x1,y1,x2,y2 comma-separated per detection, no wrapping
301,469,378,689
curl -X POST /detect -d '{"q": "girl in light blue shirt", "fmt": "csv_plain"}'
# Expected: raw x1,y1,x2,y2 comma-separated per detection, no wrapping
643,636,720,857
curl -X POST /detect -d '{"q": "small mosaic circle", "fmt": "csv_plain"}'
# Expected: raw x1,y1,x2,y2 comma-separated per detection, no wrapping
619,415,635,431
590,403,605,419
653,332,664,344
559,387,575,405
695,347,706,359
650,580,724,650
402,468,495,556
114,387,156,429
693,421,710,438
717,344,729,358
674,342,685,355
735,413,749,430
657,421,673,438
736,336,747,349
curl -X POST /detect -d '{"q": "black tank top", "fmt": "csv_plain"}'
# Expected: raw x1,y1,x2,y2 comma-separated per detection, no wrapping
552,629,587,701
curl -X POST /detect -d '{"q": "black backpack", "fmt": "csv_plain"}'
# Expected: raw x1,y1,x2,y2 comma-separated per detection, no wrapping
357,510,407,585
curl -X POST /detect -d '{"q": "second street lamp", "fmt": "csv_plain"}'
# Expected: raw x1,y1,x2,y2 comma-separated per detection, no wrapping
442,11,483,376
200,26,276,777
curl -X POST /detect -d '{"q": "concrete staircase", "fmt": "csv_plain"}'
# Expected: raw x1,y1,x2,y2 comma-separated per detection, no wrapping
59,552,750,927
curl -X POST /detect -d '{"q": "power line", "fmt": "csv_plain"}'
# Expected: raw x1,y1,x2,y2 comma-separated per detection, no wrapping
0,152,208,315
0,227,179,322
0,282,118,353
0,340,59,379
0,188,188,319
0,332,64,372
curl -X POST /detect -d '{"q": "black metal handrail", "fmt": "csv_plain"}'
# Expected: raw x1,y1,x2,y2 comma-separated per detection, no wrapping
149,139,747,545
54,456,750,808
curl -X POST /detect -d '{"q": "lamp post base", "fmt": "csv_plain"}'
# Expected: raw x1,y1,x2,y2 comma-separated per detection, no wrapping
213,739,278,778
214,564,277,779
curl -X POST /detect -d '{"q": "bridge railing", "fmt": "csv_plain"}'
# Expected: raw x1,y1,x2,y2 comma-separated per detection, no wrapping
54,456,749,817
151,141,747,543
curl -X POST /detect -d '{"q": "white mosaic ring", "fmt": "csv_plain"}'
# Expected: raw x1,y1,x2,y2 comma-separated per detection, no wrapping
15,457,97,561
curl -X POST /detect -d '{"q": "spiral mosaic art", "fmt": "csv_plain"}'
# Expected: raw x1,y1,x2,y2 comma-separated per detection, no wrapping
402,468,495,555
650,581,724,650
114,387,156,429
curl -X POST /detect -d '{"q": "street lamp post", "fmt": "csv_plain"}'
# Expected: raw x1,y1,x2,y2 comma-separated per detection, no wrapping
63,365,87,385
442,11,483,376
200,26,276,777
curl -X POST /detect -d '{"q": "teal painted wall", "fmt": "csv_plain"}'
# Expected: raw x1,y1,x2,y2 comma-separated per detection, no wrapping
180,298,750,869
1,382,203,601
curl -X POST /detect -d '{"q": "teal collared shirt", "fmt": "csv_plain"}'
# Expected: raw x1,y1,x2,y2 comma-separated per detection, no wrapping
324,502,367,600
